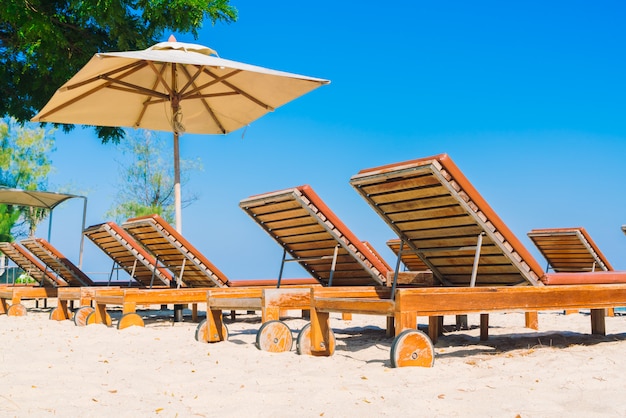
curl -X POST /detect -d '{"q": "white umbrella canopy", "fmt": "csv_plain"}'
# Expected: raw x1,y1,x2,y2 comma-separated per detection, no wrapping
32,36,329,231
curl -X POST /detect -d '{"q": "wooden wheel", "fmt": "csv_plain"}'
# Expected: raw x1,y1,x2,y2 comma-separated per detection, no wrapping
49,307,70,321
85,311,112,326
73,306,95,326
117,313,144,330
255,320,293,352
194,319,229,343
390,329,435,368
7,303,27,316
296,322,336,356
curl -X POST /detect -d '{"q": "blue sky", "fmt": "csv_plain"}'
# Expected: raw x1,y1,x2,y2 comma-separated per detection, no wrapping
39,1,626,280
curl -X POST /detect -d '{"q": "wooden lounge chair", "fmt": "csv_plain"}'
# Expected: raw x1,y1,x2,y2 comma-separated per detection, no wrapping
200,185,392,351
239,185,390,286
0,242,67,316
528,227,618,315
21,238,95,287
84,221,173,288
20,237,102,323
528,227,612,274
122,214,229,288
301,154,626,367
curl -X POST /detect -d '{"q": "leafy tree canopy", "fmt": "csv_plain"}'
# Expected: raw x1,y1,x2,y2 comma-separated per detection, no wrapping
0,117,56,240
0,0,237,143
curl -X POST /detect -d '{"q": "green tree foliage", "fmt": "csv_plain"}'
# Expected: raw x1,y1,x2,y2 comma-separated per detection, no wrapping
106,130,202,223
0,0,237,143
0,117,55,240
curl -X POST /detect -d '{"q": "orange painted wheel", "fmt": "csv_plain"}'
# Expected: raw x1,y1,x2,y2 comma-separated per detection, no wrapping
73,306,95,326
256,320,293,352
295,322,336,356
49,307,70,321
194,319,229,343
117,313,144,329
85,311,112,326
390,329,435,368
7,303,27,316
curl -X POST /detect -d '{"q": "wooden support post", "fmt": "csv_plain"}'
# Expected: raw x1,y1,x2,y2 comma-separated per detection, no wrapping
341,313,352,321
207,309,226,342
310,308,332,355
590,308,606,335
94,303,108,324
480,313,489,341
386,316,395,338
525,311,539,330
122,302,136,314
428,316,439,344
263,306,280,322
394,311,417,337
58,299,70,320
192,303,198,322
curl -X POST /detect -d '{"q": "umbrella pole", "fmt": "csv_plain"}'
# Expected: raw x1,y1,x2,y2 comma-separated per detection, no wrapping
173,131,182,234
173,129,183,323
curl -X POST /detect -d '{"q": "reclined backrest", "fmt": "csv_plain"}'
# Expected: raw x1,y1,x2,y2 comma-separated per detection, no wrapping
0,242,67,287
350,154,545,287
122,214,229,288
83,221,172,287
240,185,390,286
528,227,613,272
21,238,95,286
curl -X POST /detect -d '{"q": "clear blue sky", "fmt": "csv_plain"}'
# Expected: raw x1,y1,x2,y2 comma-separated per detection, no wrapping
40,1,626,280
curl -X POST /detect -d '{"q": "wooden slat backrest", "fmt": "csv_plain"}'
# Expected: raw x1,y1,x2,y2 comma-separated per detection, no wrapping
386,238,430,271
240,185,389,286
528,227,612,272
122,214,229,288
83,221,173,287
0,242,67,286
21,238,94,286
350,154,545,287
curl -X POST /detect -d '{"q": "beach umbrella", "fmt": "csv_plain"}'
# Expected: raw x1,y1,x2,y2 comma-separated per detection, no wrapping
32,36,329,232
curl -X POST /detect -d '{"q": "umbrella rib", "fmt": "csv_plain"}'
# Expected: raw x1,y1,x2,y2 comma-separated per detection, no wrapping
107,83,169,101
201,67,275,111
62,61,148,91
220,79,274,111
36,80,112,121
178,65,205,95
136,63,170,128
146,61,174,97
36,62,152,121
178,65,227,133
186,68,242,95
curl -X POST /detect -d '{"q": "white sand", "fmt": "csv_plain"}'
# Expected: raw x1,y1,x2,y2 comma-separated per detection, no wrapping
1,303,626,417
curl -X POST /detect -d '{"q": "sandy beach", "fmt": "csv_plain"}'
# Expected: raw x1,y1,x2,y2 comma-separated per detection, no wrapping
1,304,626,417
